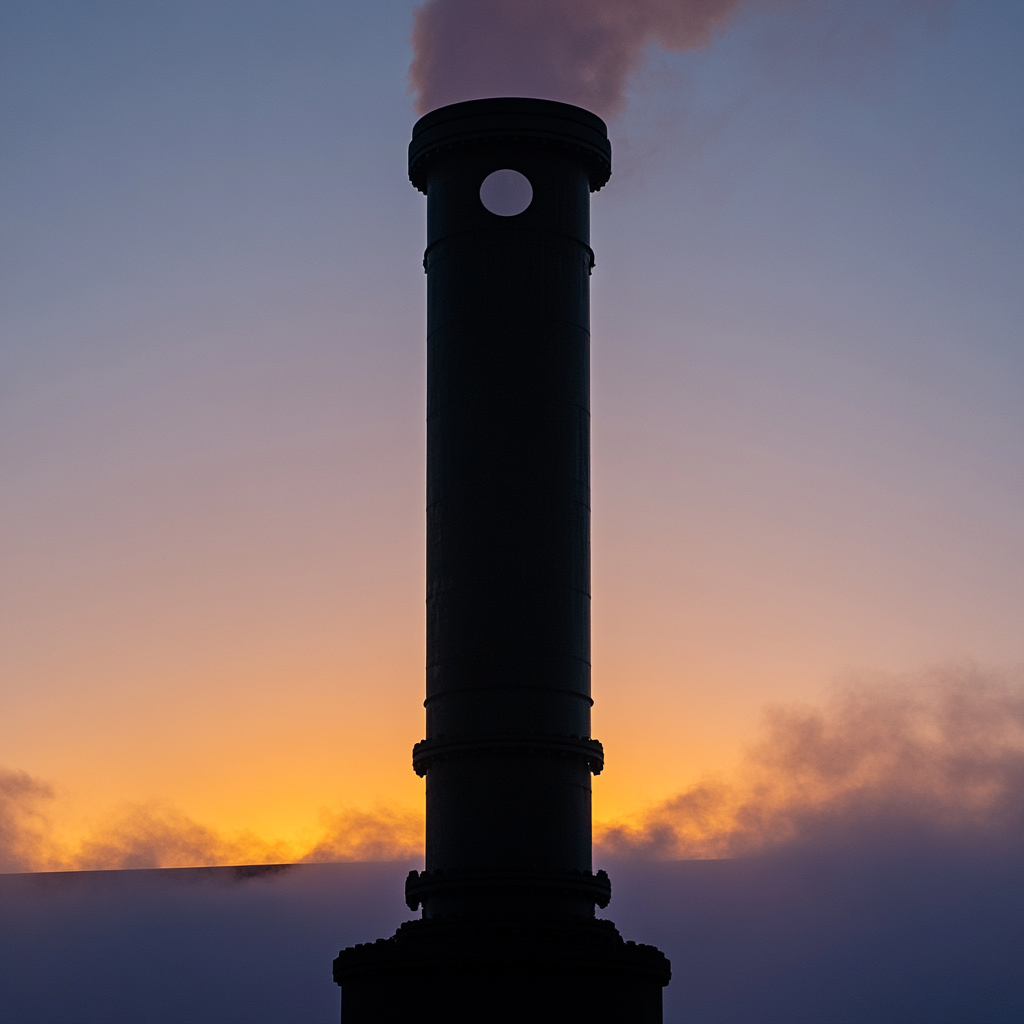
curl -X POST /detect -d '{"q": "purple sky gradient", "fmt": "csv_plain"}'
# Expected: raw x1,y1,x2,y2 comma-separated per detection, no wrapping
0,0,1021,853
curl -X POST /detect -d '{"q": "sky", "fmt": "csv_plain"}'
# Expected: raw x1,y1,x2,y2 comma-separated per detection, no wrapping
1,0,1022,868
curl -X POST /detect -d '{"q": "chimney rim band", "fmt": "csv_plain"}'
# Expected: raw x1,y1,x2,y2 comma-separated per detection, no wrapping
409,97,612,195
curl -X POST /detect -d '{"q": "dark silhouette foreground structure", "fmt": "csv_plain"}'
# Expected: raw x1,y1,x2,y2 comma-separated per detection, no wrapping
332,98,670,1021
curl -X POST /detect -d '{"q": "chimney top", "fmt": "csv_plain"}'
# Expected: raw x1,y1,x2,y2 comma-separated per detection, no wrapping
409,97,611,195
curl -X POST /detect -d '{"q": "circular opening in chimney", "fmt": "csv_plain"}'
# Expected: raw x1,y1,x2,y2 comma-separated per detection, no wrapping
479,169,533,217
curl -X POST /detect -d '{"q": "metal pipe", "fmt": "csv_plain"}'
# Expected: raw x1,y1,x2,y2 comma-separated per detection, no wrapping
333,98,670,1024
408,97,610,919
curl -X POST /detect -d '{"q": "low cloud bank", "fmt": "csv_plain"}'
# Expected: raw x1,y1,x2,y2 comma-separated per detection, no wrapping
299,806,423,863
597,663,1024,859
0,785,422,873
4,664,1020,873
3,665,1021,1021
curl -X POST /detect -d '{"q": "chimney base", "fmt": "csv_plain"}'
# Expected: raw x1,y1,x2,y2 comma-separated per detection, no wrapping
334,916,670,1023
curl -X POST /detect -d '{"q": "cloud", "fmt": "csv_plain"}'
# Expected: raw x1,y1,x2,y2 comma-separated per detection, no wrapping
410,0,746,117
597,663,1024,859
0,768,58,872
70,805,294,871
0,784,423,873
408,1,948,118
300,806,422,863
7,663,1019,873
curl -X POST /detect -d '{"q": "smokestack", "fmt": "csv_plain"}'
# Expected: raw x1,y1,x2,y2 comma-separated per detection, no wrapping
333,97,670,1023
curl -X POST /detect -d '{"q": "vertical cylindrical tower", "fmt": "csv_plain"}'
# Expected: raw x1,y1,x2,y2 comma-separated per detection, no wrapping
407,97,610,920
333,98,670,1024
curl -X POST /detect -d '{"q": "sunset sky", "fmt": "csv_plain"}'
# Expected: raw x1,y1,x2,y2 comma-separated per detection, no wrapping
1,0,1022,866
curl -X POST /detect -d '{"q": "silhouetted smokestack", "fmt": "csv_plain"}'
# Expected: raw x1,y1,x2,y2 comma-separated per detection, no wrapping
413,98,610,919
333,97,670,1024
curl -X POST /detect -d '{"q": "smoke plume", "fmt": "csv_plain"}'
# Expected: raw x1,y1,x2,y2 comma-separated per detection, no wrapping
410,1,947,118
597,664,1024,858
411,0,746,116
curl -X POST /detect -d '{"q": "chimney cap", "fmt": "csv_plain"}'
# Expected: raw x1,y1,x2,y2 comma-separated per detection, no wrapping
409,97,612,195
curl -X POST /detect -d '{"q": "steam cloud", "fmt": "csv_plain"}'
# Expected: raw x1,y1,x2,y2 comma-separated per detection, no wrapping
410,0,946,118
597,664,1024,859
411,0,746,116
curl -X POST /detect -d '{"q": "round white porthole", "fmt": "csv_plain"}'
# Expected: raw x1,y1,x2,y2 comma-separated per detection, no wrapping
479,169,533,217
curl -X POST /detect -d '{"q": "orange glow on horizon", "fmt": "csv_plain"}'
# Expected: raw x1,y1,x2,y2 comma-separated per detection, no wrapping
4,664,1019,873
